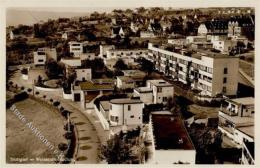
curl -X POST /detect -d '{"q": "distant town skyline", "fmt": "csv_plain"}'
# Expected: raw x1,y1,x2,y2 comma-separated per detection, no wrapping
6,7,254,26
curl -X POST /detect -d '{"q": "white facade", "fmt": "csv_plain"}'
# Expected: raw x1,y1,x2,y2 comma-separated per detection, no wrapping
62,32,68,40
10,30,14,40
212,40,235,53
116,76,135,89
140,31,155,38
153,150,196,164
186,36,207,44
99,45,115,58
134,87,153,105
60,58,81,67
69,41,83,57
147,79,174,104
33,50,47,66
218,97,254,145
109,98,144,126
106,49,148,59
148,43,239,97
80,53,96,60
75,68,92,81
197,24,208,36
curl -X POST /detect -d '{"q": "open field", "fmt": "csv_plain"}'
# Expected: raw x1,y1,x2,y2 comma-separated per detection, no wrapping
6,98,66,163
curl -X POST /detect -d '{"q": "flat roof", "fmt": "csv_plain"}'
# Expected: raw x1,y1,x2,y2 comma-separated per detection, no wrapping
229,97,254,106
135,87,152,93
237,126,254,138
219,112,254,125
151,43,237,59
110,98,143,104
92,78,115,84
147,79,173,87
117,76,144,82
151,113,194,150
100,101,110,111
79,81,114,91
122,70,146,76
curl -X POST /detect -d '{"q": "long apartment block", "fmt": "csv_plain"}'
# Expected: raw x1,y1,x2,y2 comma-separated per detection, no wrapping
147,43,239,97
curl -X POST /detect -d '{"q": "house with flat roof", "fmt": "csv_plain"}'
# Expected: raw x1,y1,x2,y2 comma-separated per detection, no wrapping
69,41,83,57
146,79,174,104
218,97,254,145
109,98,144,126
116,76,145,90
148,43,239,97
100,101,110,120
71,80,115,109
33,49,47,66
75,68,92,81
149,111,196,164
134,87,153,105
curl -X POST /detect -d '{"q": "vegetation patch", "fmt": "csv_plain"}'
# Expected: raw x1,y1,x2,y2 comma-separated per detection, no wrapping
80,145,92,150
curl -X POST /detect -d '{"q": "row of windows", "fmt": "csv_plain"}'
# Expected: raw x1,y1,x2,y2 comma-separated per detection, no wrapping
111,51,147,56
199,82,212,91
110,116,119,122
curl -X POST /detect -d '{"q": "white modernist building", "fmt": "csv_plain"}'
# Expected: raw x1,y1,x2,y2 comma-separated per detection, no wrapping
105,48,148,59
147,43,239,97
75,68,92,81
109,98,144,126
134,87,153,105
99,45,115,58
69,41,83,57
33,47,57,65
146,79,174,104
218,97,254,145
60,57,81,67
33,49,47,66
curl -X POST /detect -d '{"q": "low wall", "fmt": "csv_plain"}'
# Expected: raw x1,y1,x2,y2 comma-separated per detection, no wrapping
63,90,73,100
194,95,223,102
35,86,62,92
22,74,29,80
94,106,110,131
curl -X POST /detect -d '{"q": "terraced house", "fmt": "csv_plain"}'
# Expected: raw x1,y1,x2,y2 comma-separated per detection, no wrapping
147,43,239,97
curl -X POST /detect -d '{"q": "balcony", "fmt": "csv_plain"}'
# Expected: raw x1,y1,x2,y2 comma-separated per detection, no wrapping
220,106,238,116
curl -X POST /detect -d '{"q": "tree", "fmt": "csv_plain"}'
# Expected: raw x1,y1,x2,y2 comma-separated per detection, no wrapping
45,58,65,79
114,59,128,71
137,57,155,75
37,75,43,85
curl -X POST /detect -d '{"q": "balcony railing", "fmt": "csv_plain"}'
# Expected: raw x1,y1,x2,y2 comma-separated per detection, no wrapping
220,106,238,116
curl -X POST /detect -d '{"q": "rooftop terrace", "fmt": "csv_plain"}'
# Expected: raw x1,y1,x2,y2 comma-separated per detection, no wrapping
151,112,194,150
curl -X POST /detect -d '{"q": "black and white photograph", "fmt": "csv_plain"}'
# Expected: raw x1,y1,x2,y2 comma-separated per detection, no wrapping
2,0,258,166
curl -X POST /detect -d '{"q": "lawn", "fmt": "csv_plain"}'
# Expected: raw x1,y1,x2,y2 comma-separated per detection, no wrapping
6,98,66,163
188,104,219,119
239,60,254,79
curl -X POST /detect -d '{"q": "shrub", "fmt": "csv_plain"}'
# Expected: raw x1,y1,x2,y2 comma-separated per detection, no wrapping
8,81,13,86
21,68,28,75
60,106,64,111
21,86,25,90
14,92,29,102
27,88,32,92
64,132,73,139
53,101,60,107
58,143,68,151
